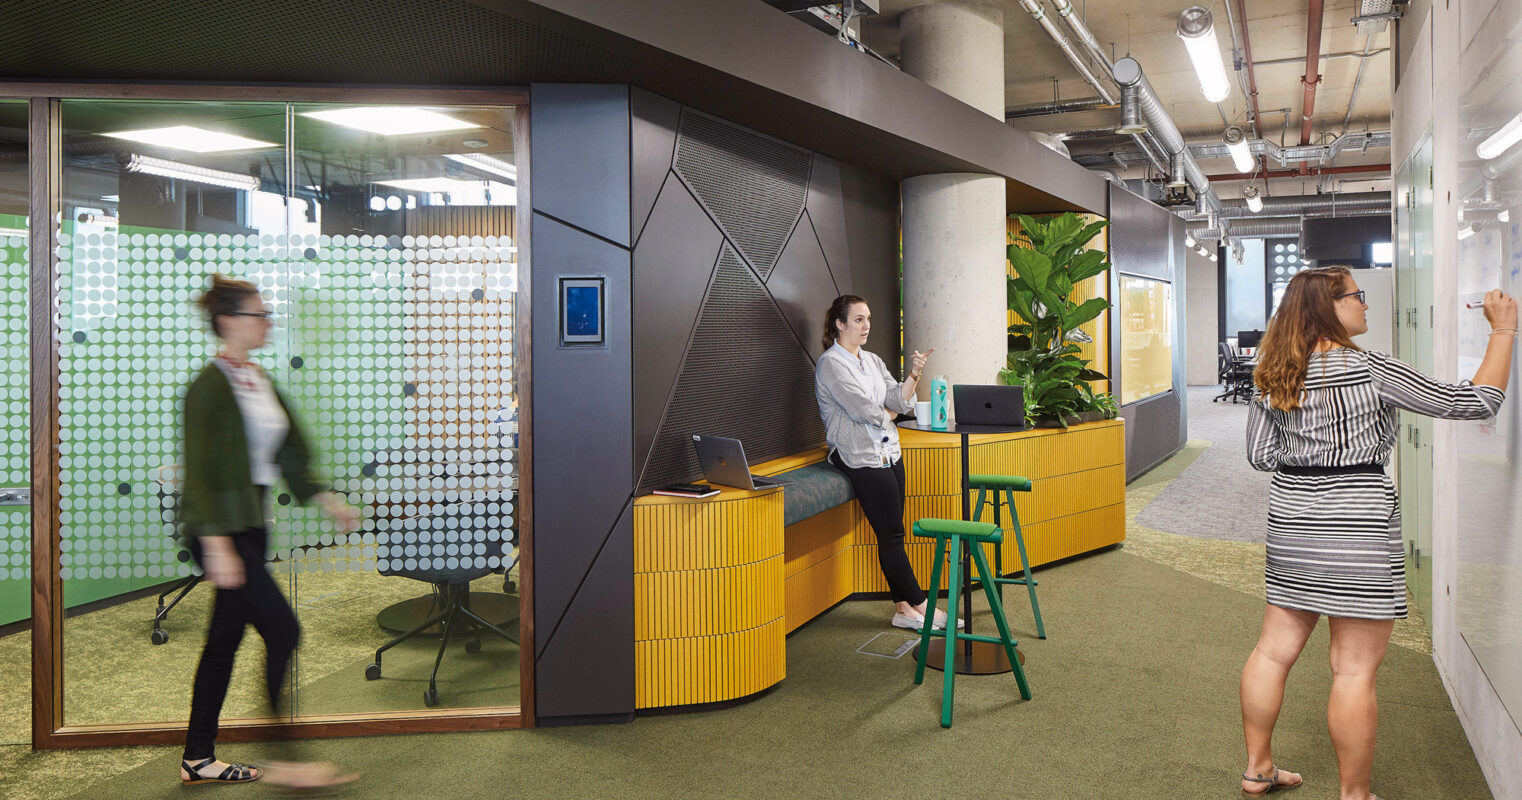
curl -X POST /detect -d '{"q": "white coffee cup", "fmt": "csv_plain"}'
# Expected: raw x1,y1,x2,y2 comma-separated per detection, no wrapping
915,400,932,426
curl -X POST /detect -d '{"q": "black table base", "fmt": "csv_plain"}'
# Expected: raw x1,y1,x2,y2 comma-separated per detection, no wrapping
920,640,1024,675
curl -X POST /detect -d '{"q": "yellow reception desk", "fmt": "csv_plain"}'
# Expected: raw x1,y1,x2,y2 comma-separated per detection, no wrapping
632,418,1126,710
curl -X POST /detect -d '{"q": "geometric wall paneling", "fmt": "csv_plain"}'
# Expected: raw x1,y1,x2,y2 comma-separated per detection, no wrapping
673,109,812,281
631,178,727,477
639,245,824,494
530,84,632,247
766,213,840,361
802,156,852,293
631,87,682,247
530,212,635,654
533,499,634,718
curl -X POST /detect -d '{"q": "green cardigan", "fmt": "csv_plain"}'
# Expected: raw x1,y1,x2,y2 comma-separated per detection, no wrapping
179,362,328,537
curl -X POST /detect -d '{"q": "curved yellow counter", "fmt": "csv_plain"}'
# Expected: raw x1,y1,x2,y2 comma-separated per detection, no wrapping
633,418,1125,710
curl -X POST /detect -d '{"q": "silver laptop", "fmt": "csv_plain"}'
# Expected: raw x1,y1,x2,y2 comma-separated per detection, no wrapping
691,435,790,490
953,384,1026,428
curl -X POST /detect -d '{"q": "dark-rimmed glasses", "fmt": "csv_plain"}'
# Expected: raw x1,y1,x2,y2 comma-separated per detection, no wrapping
1334,290,1366,304
225,311,274,320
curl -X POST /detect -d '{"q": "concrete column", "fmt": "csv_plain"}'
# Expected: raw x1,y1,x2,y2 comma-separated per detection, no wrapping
899,1,1007,403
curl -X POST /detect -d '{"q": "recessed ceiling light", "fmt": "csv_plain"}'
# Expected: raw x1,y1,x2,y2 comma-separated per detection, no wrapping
102,126,276,153
300,107,481,136
377,177,487,194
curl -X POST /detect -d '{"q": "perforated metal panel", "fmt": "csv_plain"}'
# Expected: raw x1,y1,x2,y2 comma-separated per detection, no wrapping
674,111,812,281
640,245,822,493
1107,184,1173,281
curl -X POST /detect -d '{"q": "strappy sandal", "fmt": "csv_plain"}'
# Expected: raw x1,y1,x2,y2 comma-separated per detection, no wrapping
1242,764,1302,796
181,756,261,785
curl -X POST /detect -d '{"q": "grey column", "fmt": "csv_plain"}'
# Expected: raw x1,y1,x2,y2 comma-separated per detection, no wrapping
899,1,1007,400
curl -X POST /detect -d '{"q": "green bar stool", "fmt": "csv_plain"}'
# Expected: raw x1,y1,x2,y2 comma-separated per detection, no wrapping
969,474,1045,639
911,518,1032,728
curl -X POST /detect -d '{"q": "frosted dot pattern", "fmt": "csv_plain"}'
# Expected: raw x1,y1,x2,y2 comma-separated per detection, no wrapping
56,227,519,579
1,222,26,583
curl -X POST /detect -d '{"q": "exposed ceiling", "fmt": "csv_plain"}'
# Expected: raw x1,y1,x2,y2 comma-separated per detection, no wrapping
863,0,1396,199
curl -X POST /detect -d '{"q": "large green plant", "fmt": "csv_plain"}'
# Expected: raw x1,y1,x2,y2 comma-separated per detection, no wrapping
1000,213,1116,427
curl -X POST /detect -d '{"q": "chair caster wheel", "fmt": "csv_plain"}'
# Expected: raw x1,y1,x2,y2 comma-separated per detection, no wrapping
365,663,381,680
503,579,517,594
423,688,439,707
465,638,481,654
151,629,169,645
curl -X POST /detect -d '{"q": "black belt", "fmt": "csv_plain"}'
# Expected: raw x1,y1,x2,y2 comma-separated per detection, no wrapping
1277,464,1384,477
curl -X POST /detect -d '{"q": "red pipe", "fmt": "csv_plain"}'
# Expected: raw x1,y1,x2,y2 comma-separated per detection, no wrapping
1235,0,1270,179
1204,163,1390,181
1298,0,1326,175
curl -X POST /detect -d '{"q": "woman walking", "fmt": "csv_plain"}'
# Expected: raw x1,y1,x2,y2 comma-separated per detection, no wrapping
815,294,952,631
177,274,360,790
1239,267,1515,799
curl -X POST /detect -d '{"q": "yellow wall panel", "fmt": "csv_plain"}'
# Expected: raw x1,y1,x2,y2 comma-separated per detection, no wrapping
784,551,853,632
635,618,786,709
784,503,857,578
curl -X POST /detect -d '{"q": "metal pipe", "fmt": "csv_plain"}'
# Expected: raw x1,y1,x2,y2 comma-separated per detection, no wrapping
1016,0,1116,105
1299,0,1327,173
1234,0,1269,177
1189,218,1303,239
1252,48,1390,67
1004,97,1115,119
1204,162,1390,181
1180,190,1389,221
1112,56,1221,211
1336,36,1378,141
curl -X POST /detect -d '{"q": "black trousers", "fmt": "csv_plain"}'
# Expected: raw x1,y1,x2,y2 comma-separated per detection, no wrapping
183,522,301,761
830,452,926,607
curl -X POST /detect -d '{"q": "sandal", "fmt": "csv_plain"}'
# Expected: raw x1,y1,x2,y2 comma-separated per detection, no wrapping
181,756,261,785
1242,765,1302,796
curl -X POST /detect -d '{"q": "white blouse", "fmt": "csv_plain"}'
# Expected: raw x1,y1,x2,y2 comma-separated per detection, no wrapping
213,357,290,488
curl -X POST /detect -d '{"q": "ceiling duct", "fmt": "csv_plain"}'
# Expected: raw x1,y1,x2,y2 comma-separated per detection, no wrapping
1112,56,1222,212
1180,190,1390,221
1077,130,1391,170
1188,218,1302,239
1027,131,1072,159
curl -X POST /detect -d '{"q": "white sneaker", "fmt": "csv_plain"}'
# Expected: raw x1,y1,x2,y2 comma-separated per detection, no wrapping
890,609,964,631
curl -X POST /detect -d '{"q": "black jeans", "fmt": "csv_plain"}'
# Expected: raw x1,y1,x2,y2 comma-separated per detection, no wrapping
830,452,926,607
183,522,301,761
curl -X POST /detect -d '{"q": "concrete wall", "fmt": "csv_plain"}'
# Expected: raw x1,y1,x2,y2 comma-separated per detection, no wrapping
1184,246,1219,386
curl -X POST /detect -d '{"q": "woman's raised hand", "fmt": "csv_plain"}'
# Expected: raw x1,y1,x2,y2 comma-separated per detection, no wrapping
1483,289,1518,330
909,347,935,377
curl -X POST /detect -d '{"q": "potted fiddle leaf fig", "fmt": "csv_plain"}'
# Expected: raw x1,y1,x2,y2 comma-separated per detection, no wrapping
1000,212,1118,428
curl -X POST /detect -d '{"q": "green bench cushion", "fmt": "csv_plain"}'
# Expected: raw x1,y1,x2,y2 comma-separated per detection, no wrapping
968,474,1032,491
776,461,855,527
912,518,1003,542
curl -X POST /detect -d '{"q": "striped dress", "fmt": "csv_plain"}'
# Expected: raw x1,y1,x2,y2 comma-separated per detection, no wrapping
1245,348,1505,619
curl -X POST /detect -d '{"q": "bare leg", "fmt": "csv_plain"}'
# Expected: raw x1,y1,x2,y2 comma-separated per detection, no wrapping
1241,604,1317,793
1327,615,1394,800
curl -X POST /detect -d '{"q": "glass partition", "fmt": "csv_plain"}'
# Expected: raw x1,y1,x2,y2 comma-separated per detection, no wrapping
1455,0,1522,729
1118,274,1173,404
0,99,29,746
54,98,521,728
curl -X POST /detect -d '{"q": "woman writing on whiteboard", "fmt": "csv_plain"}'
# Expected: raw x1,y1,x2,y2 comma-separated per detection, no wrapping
1239,266,1515,800
815,294,952,631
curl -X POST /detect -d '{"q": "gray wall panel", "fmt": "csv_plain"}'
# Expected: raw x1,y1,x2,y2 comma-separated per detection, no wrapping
805,157,851,294
631,87,681,245
1171,216,1188,451
768,215,840,361
838,164,901,369
631,179,726,480
531,84,632,247
530,213,634,668
1121,392,1183,481
533,502,635,719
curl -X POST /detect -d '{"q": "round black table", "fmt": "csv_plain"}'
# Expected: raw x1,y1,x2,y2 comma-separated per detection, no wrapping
898,419,1028,675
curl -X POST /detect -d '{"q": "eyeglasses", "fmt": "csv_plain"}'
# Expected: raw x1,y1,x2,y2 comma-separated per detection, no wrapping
225,311,274,320
1335,290,1366,304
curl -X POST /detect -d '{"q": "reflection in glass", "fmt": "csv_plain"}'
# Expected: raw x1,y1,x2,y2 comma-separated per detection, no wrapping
1119,275,1173,405
0,100,30,744
55,99,521,728
1455,1,1522,729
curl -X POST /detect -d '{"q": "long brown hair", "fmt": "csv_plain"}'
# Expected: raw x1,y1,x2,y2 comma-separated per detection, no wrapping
1253,266,1360,411
821,294,866,351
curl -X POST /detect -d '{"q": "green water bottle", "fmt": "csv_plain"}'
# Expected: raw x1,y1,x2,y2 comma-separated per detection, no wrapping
930,376,949,430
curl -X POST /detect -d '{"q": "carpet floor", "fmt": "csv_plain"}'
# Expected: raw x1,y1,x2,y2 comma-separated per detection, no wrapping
0,388,1495,800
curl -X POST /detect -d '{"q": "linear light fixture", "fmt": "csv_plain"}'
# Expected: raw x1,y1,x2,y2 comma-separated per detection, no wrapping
0,227,26,237
1223,127,1254,174
1243,184,1264,213
300,107,480,136
1177,6,1231,103
1477,112,1522,160
102,126,275,153
377,177,486,194
122,154,261,191
444,153,516,182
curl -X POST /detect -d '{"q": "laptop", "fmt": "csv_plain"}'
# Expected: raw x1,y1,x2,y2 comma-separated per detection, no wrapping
953,384,1026,428
691,434,791,490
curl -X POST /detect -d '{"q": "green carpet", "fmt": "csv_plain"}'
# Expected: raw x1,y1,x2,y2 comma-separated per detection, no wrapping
0,441,1494,800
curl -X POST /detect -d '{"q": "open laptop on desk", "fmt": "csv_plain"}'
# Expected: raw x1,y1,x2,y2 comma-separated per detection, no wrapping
691,434,792,491
953,384,1026,428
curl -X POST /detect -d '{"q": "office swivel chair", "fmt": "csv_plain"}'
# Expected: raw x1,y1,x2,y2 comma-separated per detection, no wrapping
1213,342,1256,404
365,506,520,707
150,464,198,645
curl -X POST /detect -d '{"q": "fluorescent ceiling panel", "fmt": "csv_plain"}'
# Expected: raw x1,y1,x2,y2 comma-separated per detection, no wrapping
300,107,481,136
102,126,275,153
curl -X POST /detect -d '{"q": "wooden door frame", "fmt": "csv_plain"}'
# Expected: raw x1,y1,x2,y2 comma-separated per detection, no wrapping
7,82,534,749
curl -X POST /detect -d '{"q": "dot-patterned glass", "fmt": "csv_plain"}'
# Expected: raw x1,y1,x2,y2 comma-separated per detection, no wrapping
0,217,27,598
